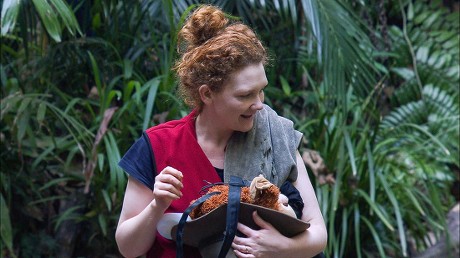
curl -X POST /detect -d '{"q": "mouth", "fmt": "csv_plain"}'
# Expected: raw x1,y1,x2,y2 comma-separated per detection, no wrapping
241,114,254,119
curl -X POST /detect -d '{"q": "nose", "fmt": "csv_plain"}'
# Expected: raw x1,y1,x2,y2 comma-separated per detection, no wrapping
251,95,264,110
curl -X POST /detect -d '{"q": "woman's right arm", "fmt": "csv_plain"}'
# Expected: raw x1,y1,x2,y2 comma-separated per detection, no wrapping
115,167,183,258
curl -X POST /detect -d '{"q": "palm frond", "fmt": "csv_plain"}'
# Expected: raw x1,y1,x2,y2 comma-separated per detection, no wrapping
300,0,379,109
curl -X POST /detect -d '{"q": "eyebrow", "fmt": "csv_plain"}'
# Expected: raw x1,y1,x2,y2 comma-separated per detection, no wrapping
236,85,267,95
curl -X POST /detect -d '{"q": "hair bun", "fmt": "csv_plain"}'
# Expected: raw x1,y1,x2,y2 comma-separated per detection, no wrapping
179,5,229,50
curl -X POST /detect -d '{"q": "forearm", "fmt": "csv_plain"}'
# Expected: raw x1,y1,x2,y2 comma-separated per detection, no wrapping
115,200,165,257
285,223,328,258
288,151,327,257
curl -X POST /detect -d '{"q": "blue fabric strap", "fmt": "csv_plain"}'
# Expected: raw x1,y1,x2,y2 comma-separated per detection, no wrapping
218,176,246,258
176,191,220,258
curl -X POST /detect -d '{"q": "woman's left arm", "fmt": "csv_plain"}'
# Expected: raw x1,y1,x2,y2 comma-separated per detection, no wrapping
232,150,327,258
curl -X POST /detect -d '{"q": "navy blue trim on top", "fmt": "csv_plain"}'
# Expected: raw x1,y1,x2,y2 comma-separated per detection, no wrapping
118,134,155,190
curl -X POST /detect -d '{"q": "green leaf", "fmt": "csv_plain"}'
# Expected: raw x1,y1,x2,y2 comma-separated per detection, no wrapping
97,153,105,172
356,189,394,231
407,1,414,21
416,46,429,62
31,0,62,42
98,213,107,237
17,110,30,142
106,90,122,108
142,78,160,130
343,129,357,177
37,102,47,124
361,216,386,258
280,76,291,96
378,173,407,256
0,194,14,255
104,132,125,197
17,97,31,114
101,189,112,212
123,59,133,79
54,205,83,231
422,10,440,28
414,10,430,25
49,0,82,35
391,67,415,80
124,80,141,104
366,142,376,205
39,177,73,191
1,0,21,35
403,187,425,216
354,205,362,258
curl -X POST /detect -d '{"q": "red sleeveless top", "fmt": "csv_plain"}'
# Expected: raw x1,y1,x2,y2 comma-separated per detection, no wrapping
144,110,221,258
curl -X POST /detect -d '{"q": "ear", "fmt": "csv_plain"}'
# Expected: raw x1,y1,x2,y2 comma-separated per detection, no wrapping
198,84,213,104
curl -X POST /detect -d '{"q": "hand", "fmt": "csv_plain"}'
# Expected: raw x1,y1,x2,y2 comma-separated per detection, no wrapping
152,166,183,211
232,211,288,258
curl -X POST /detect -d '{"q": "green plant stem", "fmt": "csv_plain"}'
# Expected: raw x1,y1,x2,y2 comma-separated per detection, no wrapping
398,0,424,97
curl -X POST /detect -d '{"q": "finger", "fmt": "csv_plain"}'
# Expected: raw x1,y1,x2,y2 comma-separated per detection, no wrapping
155,181,183,198
157,167,184,189
252,211,273,230
161,166,183,180
156,173,183,190
232,244,253,258
233,249,247,258
232,235,247,246
236,222,254,237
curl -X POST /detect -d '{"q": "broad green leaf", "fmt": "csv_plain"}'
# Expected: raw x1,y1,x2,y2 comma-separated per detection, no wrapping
1,0,20,35
31,0,62,42
49,0,82,35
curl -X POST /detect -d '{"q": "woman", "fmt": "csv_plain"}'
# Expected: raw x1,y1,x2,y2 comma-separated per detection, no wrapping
115,5,327,258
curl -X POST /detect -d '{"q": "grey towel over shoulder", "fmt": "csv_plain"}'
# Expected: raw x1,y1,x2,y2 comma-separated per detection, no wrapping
223,104,303,186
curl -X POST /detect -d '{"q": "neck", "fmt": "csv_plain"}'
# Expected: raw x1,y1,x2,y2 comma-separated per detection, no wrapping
195,109,233,168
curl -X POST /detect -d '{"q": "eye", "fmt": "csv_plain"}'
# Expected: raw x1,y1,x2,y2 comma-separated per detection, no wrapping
238,93,252,98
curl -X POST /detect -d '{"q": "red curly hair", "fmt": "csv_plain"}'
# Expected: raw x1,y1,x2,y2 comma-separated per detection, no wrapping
174,5,268,111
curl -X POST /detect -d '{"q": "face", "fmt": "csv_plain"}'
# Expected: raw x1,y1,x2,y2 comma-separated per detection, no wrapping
207,62,268,133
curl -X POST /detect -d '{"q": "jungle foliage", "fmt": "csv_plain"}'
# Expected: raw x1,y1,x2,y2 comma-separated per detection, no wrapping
1,0,458,257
